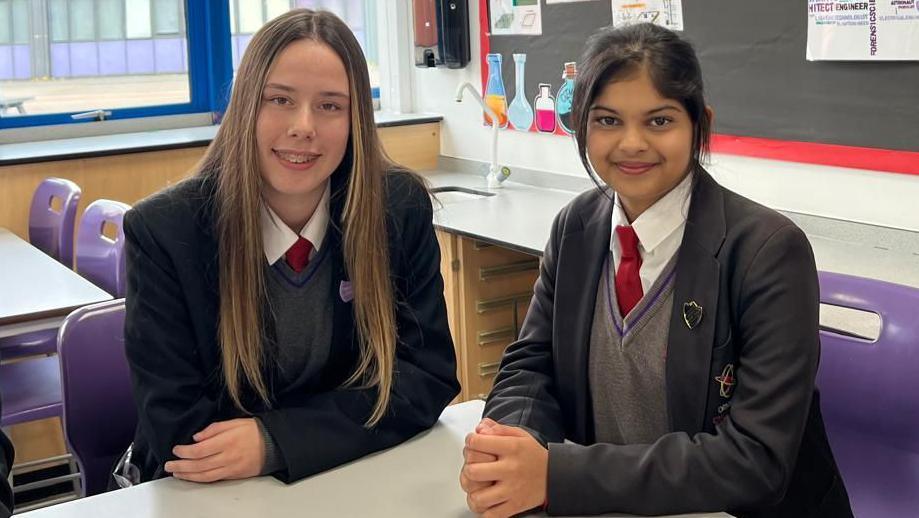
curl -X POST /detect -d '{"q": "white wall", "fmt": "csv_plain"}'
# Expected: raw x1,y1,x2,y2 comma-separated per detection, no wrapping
411,1,919,232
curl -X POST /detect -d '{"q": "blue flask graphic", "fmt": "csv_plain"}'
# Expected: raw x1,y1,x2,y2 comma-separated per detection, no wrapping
508,54,534,131
556,62,576,134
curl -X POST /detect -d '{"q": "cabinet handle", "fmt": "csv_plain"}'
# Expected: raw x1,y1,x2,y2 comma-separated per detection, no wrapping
473,240,494,250
479,361,501,377
479,259,539,281
476,291,533,313
478,326,515,345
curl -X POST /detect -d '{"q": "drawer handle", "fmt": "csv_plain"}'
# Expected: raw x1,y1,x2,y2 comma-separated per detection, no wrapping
479,259,539,281
478,326,515,345
479,361,501,377
473,241,494,251
476,291,533,313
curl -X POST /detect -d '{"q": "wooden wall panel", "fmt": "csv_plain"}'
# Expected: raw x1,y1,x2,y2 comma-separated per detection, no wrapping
0,122,440,240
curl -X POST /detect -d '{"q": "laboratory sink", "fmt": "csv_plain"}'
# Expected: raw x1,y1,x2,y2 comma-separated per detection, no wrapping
430,186,496,206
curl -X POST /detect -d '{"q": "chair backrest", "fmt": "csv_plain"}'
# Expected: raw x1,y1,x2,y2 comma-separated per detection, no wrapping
29,178,82,268
58,299,136,497
75,199,131,297
816,271,919,518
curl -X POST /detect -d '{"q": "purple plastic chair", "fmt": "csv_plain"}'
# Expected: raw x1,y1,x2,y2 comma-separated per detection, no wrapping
0,179,83,359
75,200,131,298
29,177,81,268
0,356,62,427
58,299,136,497
816,271,919,518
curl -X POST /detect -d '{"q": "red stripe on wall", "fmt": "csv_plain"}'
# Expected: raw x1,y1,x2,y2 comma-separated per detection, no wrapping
712,134,919,176
479,0,490,90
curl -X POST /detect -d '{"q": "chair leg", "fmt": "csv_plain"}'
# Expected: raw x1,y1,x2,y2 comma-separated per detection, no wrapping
68,457,81,498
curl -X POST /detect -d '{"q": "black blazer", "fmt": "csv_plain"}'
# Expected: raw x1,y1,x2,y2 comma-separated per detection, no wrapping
0,398,13,518
123,167,459,483
484,170,852,517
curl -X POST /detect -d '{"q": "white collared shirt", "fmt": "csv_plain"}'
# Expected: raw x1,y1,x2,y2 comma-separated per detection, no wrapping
610,172,693,293
260,183,331,265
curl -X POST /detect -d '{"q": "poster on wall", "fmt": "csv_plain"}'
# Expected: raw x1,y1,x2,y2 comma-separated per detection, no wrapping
806,0,919,60
610,0,684,30
490,0,543,36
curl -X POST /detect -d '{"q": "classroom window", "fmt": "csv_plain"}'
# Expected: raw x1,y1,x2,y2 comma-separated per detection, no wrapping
97,0,126,40
228,0,379,89
125,0,152,39
152,0,183,36
0,0,191,121
69,0,95,41
0,1,383,130
11,0,27,44
0,1,10,46
49,0,69,42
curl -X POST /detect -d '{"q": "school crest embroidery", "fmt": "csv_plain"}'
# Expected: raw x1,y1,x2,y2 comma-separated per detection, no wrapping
715,363,736,398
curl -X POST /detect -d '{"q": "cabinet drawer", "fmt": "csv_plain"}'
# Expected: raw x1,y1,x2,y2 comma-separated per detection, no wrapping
454,237,541,402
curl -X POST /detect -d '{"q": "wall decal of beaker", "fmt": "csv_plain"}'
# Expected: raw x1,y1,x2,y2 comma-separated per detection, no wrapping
508,54,534,131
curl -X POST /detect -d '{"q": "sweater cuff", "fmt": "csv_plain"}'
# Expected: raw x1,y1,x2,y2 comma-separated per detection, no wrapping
255,417,284,476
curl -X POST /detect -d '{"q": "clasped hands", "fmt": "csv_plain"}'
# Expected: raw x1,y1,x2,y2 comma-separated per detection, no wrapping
460,418,549,518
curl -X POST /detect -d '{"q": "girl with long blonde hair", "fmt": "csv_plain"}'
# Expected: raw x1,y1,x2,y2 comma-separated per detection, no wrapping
122,9,458,484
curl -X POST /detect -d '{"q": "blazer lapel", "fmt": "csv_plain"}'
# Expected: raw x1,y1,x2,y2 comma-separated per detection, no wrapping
554,190,613,443
666,169,726,434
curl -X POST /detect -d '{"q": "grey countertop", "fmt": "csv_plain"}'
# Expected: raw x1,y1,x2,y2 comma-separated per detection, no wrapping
422,161,919,291
0,111,443,166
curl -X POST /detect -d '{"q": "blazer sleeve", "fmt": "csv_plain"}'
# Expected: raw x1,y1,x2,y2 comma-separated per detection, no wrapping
545,224,821,516
124,208,220,475
257,181,460,483
0,398,13,518
482,208,569,446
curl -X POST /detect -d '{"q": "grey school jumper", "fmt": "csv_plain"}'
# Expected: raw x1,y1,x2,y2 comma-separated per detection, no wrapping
258,244,333,473
589,252,678,445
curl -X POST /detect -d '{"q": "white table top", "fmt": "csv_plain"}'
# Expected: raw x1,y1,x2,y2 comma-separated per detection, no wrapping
20,400,730,518
0,228,112,327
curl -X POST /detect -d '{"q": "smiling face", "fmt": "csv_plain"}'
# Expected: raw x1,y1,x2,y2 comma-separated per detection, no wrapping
256,39,351,226
586,65,695,221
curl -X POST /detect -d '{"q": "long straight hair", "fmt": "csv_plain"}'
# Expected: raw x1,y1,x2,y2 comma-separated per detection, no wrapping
195,9,398,426
571,23,713,191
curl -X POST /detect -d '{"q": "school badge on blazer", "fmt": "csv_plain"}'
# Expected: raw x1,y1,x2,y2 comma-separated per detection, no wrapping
339,280,353,303
682,300,703,329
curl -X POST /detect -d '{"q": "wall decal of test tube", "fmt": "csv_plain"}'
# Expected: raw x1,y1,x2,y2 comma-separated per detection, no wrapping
534,83,556,133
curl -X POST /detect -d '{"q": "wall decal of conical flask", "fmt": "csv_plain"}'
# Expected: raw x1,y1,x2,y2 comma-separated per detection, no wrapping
507,53,534,131
534,83,556,133
556,62,577,134
483,53,509,128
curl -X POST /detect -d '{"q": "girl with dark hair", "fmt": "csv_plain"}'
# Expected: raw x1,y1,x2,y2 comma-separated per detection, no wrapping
460,23,852,518
122,9,458,485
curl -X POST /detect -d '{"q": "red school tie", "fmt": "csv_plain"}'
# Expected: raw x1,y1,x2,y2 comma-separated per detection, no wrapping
285,237,314,273
614,225,643,317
